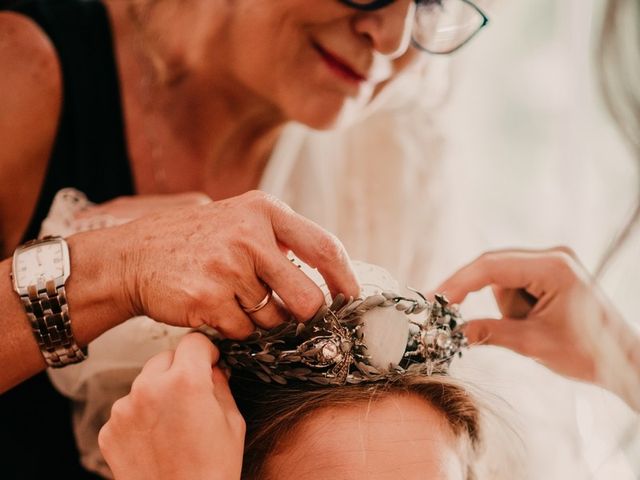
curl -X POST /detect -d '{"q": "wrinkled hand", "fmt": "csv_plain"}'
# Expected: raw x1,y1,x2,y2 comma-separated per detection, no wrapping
436,247,639,386
105,190,359,338
98,333,244,480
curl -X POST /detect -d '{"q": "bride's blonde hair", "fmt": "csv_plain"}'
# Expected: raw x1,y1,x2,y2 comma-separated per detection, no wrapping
229,373,482,480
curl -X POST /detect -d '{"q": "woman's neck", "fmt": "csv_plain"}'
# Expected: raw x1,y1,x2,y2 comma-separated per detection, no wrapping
106,0,286,199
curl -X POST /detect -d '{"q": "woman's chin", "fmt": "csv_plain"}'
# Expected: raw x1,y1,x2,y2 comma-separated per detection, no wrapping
288,95,371,131
287,103,344,130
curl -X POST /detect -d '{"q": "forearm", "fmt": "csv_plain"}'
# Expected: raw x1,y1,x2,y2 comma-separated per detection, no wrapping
595,308,640,412
612,326,640,412
0,229,129,393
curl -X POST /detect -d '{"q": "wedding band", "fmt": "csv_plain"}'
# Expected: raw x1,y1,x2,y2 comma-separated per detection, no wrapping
241,291,272,314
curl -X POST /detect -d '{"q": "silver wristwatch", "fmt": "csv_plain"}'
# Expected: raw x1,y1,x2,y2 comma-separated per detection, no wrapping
11,236,87,368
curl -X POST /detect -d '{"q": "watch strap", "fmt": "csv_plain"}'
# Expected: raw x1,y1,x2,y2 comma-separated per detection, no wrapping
21,279,87,368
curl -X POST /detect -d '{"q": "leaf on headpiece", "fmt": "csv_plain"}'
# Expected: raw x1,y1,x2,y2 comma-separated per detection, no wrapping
253,353,276,363
254,370,272,383
264,322,293,338
309,375,332,385
244,331,262,342
362,295,386,308
258,362,274,375
309,305,328,324
329,294,347,311
233,356,249,367
302,347,322,358
435,293,449,306
341,301,361,316
356,362,380,375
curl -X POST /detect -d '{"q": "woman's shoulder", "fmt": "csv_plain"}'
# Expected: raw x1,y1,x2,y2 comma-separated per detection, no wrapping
0,11,62,100
0,10,62,137
0,11,62,250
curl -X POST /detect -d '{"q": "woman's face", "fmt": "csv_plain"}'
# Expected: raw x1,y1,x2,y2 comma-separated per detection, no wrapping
265,394,467,480
219,0,418,129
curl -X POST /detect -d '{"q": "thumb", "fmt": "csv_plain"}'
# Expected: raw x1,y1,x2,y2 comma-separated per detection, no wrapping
463,318,534,357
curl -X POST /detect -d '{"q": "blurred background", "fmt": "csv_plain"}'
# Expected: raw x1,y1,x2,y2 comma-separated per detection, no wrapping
429,1,640,477
436,0,638,322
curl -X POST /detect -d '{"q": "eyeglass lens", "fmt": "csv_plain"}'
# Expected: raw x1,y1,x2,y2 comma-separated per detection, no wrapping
339,0,487,54
413,1,486,53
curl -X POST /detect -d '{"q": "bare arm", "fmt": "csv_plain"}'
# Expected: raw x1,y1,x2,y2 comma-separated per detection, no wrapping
0,12,63,255
0,12,75,390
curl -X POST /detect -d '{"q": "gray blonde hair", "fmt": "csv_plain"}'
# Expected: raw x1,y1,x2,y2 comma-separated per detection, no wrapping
596,0,640,276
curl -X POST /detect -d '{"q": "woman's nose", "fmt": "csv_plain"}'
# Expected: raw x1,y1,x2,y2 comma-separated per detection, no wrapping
351,0,415,57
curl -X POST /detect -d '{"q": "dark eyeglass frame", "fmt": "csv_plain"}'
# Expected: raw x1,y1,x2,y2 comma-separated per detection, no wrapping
338,0,490,55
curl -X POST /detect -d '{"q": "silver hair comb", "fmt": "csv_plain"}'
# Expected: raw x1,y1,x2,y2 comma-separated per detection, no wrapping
219,292,467,385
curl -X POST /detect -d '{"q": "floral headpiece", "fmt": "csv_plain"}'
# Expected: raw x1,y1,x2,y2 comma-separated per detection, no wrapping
219,290,467,386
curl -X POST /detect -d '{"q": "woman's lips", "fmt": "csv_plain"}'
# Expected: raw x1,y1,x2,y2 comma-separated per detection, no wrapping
313,43,367,84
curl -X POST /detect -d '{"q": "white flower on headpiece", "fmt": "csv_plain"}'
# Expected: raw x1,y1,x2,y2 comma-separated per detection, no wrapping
360,307,410,372
297,260,410,371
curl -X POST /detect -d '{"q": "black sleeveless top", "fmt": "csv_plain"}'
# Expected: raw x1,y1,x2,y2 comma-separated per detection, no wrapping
1,0,133,477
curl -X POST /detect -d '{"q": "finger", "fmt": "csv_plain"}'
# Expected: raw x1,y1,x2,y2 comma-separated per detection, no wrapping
134,350,175,384
436,250,564,304
171,332,220,377
235,277,289,329
463,318,536,357
106,396,131,424
211,367,240,414
210,300,256,340
546,245,577,260
493,286,538,319
255,250,327,321
268,204,359,299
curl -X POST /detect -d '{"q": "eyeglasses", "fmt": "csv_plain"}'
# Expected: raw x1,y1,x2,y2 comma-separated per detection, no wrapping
339,0,490,55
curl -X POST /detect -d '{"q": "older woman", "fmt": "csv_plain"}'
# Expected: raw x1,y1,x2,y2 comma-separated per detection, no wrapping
0,0,490,477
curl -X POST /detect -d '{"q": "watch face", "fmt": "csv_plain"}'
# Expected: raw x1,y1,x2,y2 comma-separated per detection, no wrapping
14,242,66,289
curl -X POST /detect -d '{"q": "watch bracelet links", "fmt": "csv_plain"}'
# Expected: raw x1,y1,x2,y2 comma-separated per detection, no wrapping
21,280,87,368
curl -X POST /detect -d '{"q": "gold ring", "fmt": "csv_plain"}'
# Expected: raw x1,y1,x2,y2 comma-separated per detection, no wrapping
241,291,272,314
